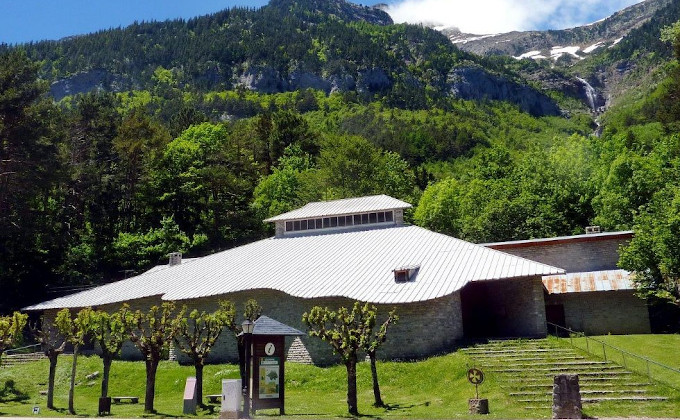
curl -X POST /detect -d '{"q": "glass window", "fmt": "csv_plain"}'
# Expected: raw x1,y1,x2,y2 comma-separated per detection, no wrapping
338,216,346,227
378,212,385,223
369,212,377,223
346,215,353,226
301,220,308,230
307,219,314,230
294,220,301,231
385,211,394,222
361,213,369,224
330,217,337,227
285,221,293,231
316,219,323,229
323,217,330,228
354,214,361,225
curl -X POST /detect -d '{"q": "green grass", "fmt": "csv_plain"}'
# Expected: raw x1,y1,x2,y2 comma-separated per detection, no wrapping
0,338,679,418
564,334,680,390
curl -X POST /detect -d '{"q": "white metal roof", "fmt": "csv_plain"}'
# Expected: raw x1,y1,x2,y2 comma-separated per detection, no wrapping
264,194,412,222
25,225,563,310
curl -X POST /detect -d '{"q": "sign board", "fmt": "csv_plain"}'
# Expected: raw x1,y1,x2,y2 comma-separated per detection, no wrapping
32,406,40,415
251,335,286,414
258,357,280,399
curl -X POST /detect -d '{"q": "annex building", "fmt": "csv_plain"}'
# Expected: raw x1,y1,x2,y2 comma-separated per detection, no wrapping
25,195,649,365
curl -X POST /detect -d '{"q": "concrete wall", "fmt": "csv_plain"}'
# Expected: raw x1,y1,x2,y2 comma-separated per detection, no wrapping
495,237,628,272
545,290,650,335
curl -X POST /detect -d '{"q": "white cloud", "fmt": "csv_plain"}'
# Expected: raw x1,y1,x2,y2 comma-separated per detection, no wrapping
384,0,644,33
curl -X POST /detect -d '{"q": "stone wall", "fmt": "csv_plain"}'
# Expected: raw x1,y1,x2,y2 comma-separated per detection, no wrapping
462,277,547,338
173,289,464,366
493,236,628,272
545,290,650,335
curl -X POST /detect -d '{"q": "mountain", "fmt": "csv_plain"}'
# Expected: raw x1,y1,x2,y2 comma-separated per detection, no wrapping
440,0,680,111
442,0,672,61
3,0,563,116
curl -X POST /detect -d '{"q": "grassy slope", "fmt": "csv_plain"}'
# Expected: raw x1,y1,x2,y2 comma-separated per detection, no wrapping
0,337,679,418
569,334,680,389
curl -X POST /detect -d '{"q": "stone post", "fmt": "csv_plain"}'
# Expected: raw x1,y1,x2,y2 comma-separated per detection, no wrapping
552,374,582,419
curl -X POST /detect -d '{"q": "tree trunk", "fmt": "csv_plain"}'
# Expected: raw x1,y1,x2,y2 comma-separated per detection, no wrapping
47,354,58,409
195,361,204,406
369,351,384,407
68,346,79,414
101,356,113,398
144,358,159,413
345,356,359,416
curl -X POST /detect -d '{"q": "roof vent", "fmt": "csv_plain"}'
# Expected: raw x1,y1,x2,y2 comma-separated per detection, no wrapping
393,265,420,283
168,252,182,266
585,226,601,234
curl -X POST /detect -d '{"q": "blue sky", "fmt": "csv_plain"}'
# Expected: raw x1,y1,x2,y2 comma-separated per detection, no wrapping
1,0,644,45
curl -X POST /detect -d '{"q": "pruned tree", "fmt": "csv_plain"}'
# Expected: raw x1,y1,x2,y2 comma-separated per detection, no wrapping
0,311,28,364
302,302,375,416
243,298,262,323
122,302,181,413
361,307,398,407
55,307,94,415
32,315,67,409
90,308,129,399
173,300,236,405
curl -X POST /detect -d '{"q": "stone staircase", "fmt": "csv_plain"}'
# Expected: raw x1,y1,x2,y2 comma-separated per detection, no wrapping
461,339,668,410
1,352,46,367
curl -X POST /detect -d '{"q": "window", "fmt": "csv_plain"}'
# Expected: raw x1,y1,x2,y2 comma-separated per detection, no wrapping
393,265,419,283
284,209,398,233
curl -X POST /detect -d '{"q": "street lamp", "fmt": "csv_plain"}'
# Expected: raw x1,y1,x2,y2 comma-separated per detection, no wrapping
241,319,254,418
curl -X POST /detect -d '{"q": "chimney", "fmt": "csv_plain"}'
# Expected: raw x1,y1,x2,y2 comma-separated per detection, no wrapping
168,252,182,266
585,226,601,234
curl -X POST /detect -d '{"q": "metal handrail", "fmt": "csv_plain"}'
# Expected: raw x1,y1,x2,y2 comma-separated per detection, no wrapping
5,343,41,355
547,322,680,389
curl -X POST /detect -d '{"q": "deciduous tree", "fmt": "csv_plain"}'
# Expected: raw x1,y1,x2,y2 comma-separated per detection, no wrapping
32,317,67,409
55,307,95,414
361,307,398,407
0,312,28,363
303,302,375,416
122,302,181,413
90,308,129,399
173,300,236,405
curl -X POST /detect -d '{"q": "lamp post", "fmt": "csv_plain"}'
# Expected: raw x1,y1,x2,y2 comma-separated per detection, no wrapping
241,319,254,418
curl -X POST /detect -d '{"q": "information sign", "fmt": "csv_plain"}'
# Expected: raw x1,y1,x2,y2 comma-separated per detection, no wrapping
259,357,280,399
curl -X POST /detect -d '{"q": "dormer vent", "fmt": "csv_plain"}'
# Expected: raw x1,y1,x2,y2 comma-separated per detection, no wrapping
393,265,420,283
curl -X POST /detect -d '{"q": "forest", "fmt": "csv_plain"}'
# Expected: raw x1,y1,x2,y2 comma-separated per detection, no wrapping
1,1,679,322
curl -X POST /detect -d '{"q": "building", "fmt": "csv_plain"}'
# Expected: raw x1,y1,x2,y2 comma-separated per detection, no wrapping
25,195,648,364
484,230,651,335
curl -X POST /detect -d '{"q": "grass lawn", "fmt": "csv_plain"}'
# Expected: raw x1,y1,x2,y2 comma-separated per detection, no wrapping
566,334,680,389
0,337,678,418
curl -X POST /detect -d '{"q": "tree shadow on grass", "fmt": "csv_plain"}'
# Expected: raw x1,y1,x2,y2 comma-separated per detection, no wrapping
0,379,30,403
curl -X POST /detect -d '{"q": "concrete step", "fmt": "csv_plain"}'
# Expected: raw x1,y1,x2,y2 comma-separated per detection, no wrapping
490,365,625,373
511,389,648,396
1,352,46,366
514,382,652,390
